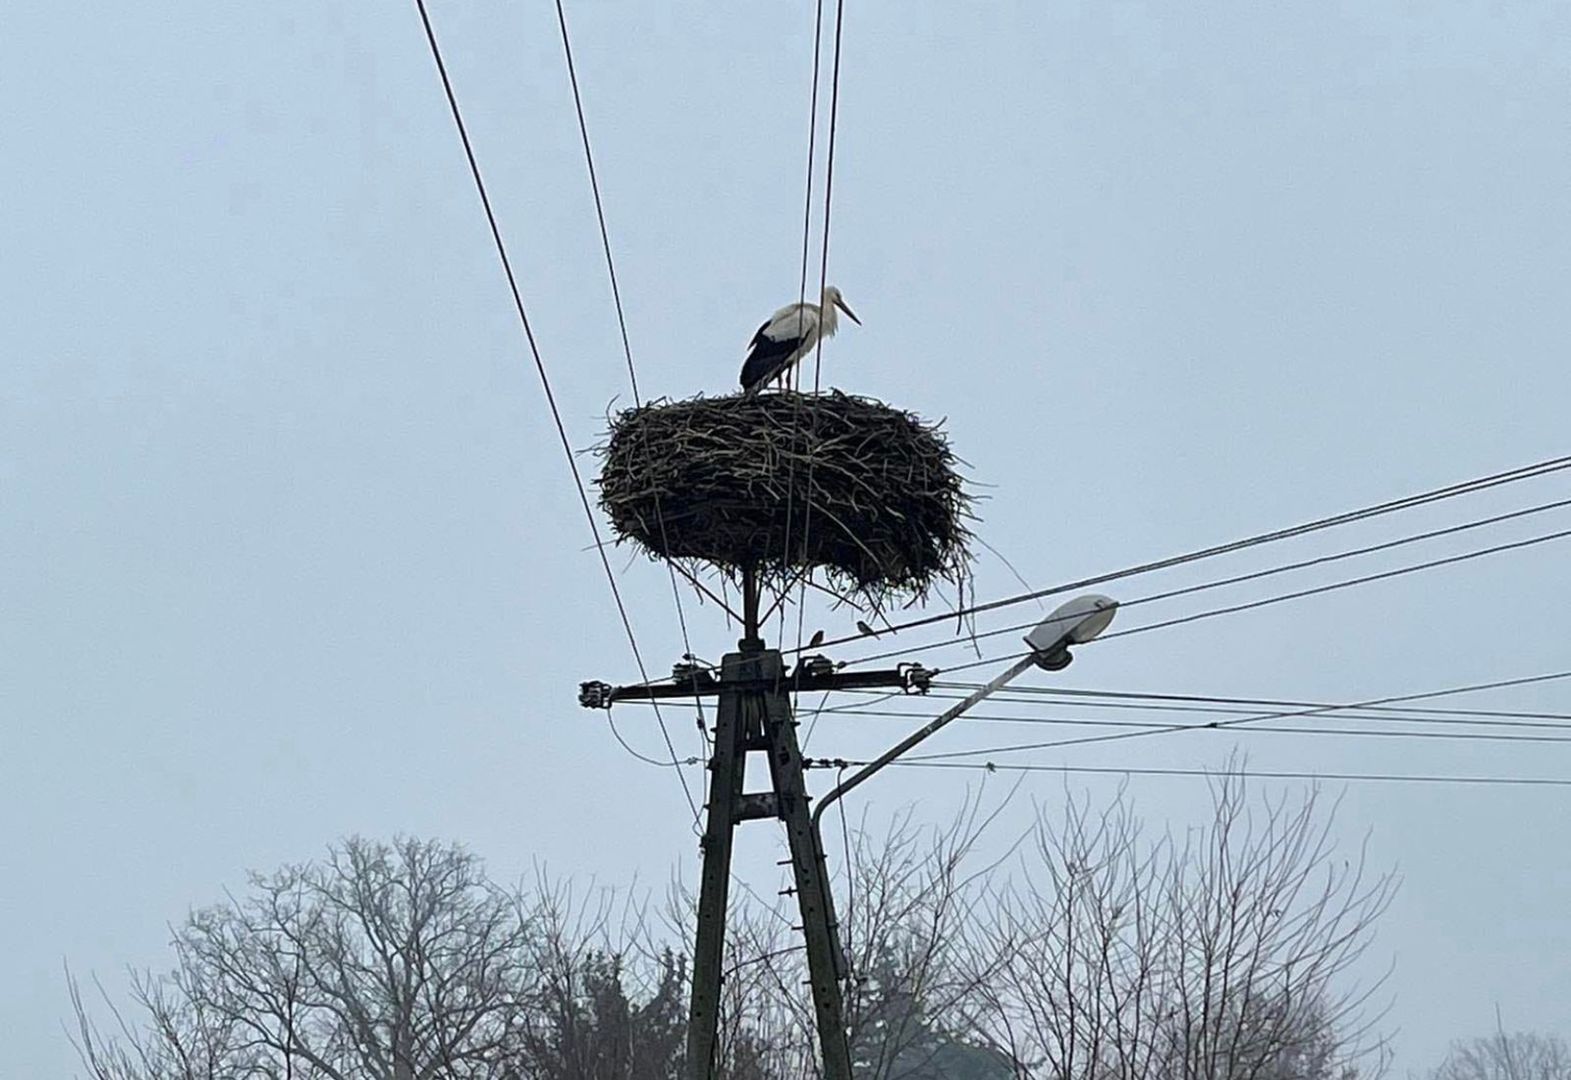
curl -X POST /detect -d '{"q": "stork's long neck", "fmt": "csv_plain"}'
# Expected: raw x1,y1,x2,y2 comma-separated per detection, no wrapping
818,301,839,339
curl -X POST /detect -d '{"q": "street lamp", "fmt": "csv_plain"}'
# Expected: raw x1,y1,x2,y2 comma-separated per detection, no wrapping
810,593,1118,829
1023,592,1121,671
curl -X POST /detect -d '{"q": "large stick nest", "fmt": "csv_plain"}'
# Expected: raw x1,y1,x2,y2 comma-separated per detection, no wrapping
597,391,975,603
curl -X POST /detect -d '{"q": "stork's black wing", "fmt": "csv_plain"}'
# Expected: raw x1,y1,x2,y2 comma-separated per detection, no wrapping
739,321,805,391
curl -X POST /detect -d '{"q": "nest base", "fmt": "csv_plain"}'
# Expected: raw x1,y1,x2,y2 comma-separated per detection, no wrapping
596,391,973,605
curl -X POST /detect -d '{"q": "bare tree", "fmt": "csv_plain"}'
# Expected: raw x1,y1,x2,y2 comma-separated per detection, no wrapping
72,769,1394,1080
642,767,1395,1080
713,771,1394,1080
1431,1030,1571,1080
72,837,803,1080
516,876,687,1079
661,791,1020,1080
70,837,690,1080
73,837,539,1079
967,770,1396,1080
707,791,1029,1080
837,800,1019,1080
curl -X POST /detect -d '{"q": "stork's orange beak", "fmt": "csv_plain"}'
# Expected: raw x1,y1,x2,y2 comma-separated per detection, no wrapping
835,298,861,325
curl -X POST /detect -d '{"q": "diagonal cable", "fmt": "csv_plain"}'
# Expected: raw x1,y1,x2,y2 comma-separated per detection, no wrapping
929,523,1571,679
554,0,710,746
414,0,699,823
614,455,1571,693
902,669,1571,763
774,0,830,651
838,495,1571,669
871,761,1571,789
788,0,848,688
798,453,1571,655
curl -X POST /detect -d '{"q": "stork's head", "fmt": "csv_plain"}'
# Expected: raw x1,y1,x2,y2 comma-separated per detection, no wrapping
823,285,861,325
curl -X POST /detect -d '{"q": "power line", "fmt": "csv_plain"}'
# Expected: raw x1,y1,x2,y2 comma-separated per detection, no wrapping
839,495,1571,669
796,0,827,318
854,761,1571,789
553,0,710,748
413,0,700,824
616,453,1571,695
607,712,703,767
933,522,1571,678
791,0,848,626
785,0,848,691
774,0,829,652
817,707,1571,744
1099,524,1571,643
672,688,1571,738
807,0,847,402
900,669,1571,763
927,682,1571,723
797,453,1571,656
554,0,641,405
885,692,1571,731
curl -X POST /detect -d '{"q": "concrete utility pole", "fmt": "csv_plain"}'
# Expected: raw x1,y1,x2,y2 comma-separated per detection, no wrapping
580,566,933,1080
691,644,847,1078
581,561,1118,1080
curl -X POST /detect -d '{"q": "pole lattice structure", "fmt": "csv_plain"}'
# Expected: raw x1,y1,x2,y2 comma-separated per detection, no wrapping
583,571,932,1080
686,563,851,1079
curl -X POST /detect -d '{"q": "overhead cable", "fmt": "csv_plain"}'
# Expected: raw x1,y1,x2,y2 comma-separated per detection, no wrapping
858,761,1571,789
840,495,1571,669
900,669,1571,763
415,0,700,822
554,0,711,750
819,706,1571,744
799,453,1571,655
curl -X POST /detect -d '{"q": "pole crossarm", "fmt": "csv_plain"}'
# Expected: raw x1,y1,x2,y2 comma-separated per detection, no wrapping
579,659,935,709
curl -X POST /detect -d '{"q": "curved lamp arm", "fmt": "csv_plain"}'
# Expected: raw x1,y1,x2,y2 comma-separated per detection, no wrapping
810,651,1038,831
809,593,1118,832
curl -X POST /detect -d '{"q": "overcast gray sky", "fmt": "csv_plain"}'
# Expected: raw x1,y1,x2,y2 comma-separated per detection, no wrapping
4,2,1570,1075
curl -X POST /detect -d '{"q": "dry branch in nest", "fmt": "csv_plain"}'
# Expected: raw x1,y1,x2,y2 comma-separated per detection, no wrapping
596,391,975,606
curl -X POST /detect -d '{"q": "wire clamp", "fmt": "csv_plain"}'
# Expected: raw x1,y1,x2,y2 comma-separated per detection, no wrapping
578,680,614,710
795,655,837,680
898,663,937,694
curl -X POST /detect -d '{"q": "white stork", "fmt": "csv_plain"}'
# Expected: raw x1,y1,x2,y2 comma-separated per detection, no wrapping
739,285,861,395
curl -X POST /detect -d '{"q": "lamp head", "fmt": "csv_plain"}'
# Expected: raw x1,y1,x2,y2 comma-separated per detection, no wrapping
1024,594,1118,670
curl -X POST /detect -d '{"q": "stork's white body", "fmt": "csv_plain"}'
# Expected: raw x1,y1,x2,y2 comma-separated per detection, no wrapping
740,286,859,394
